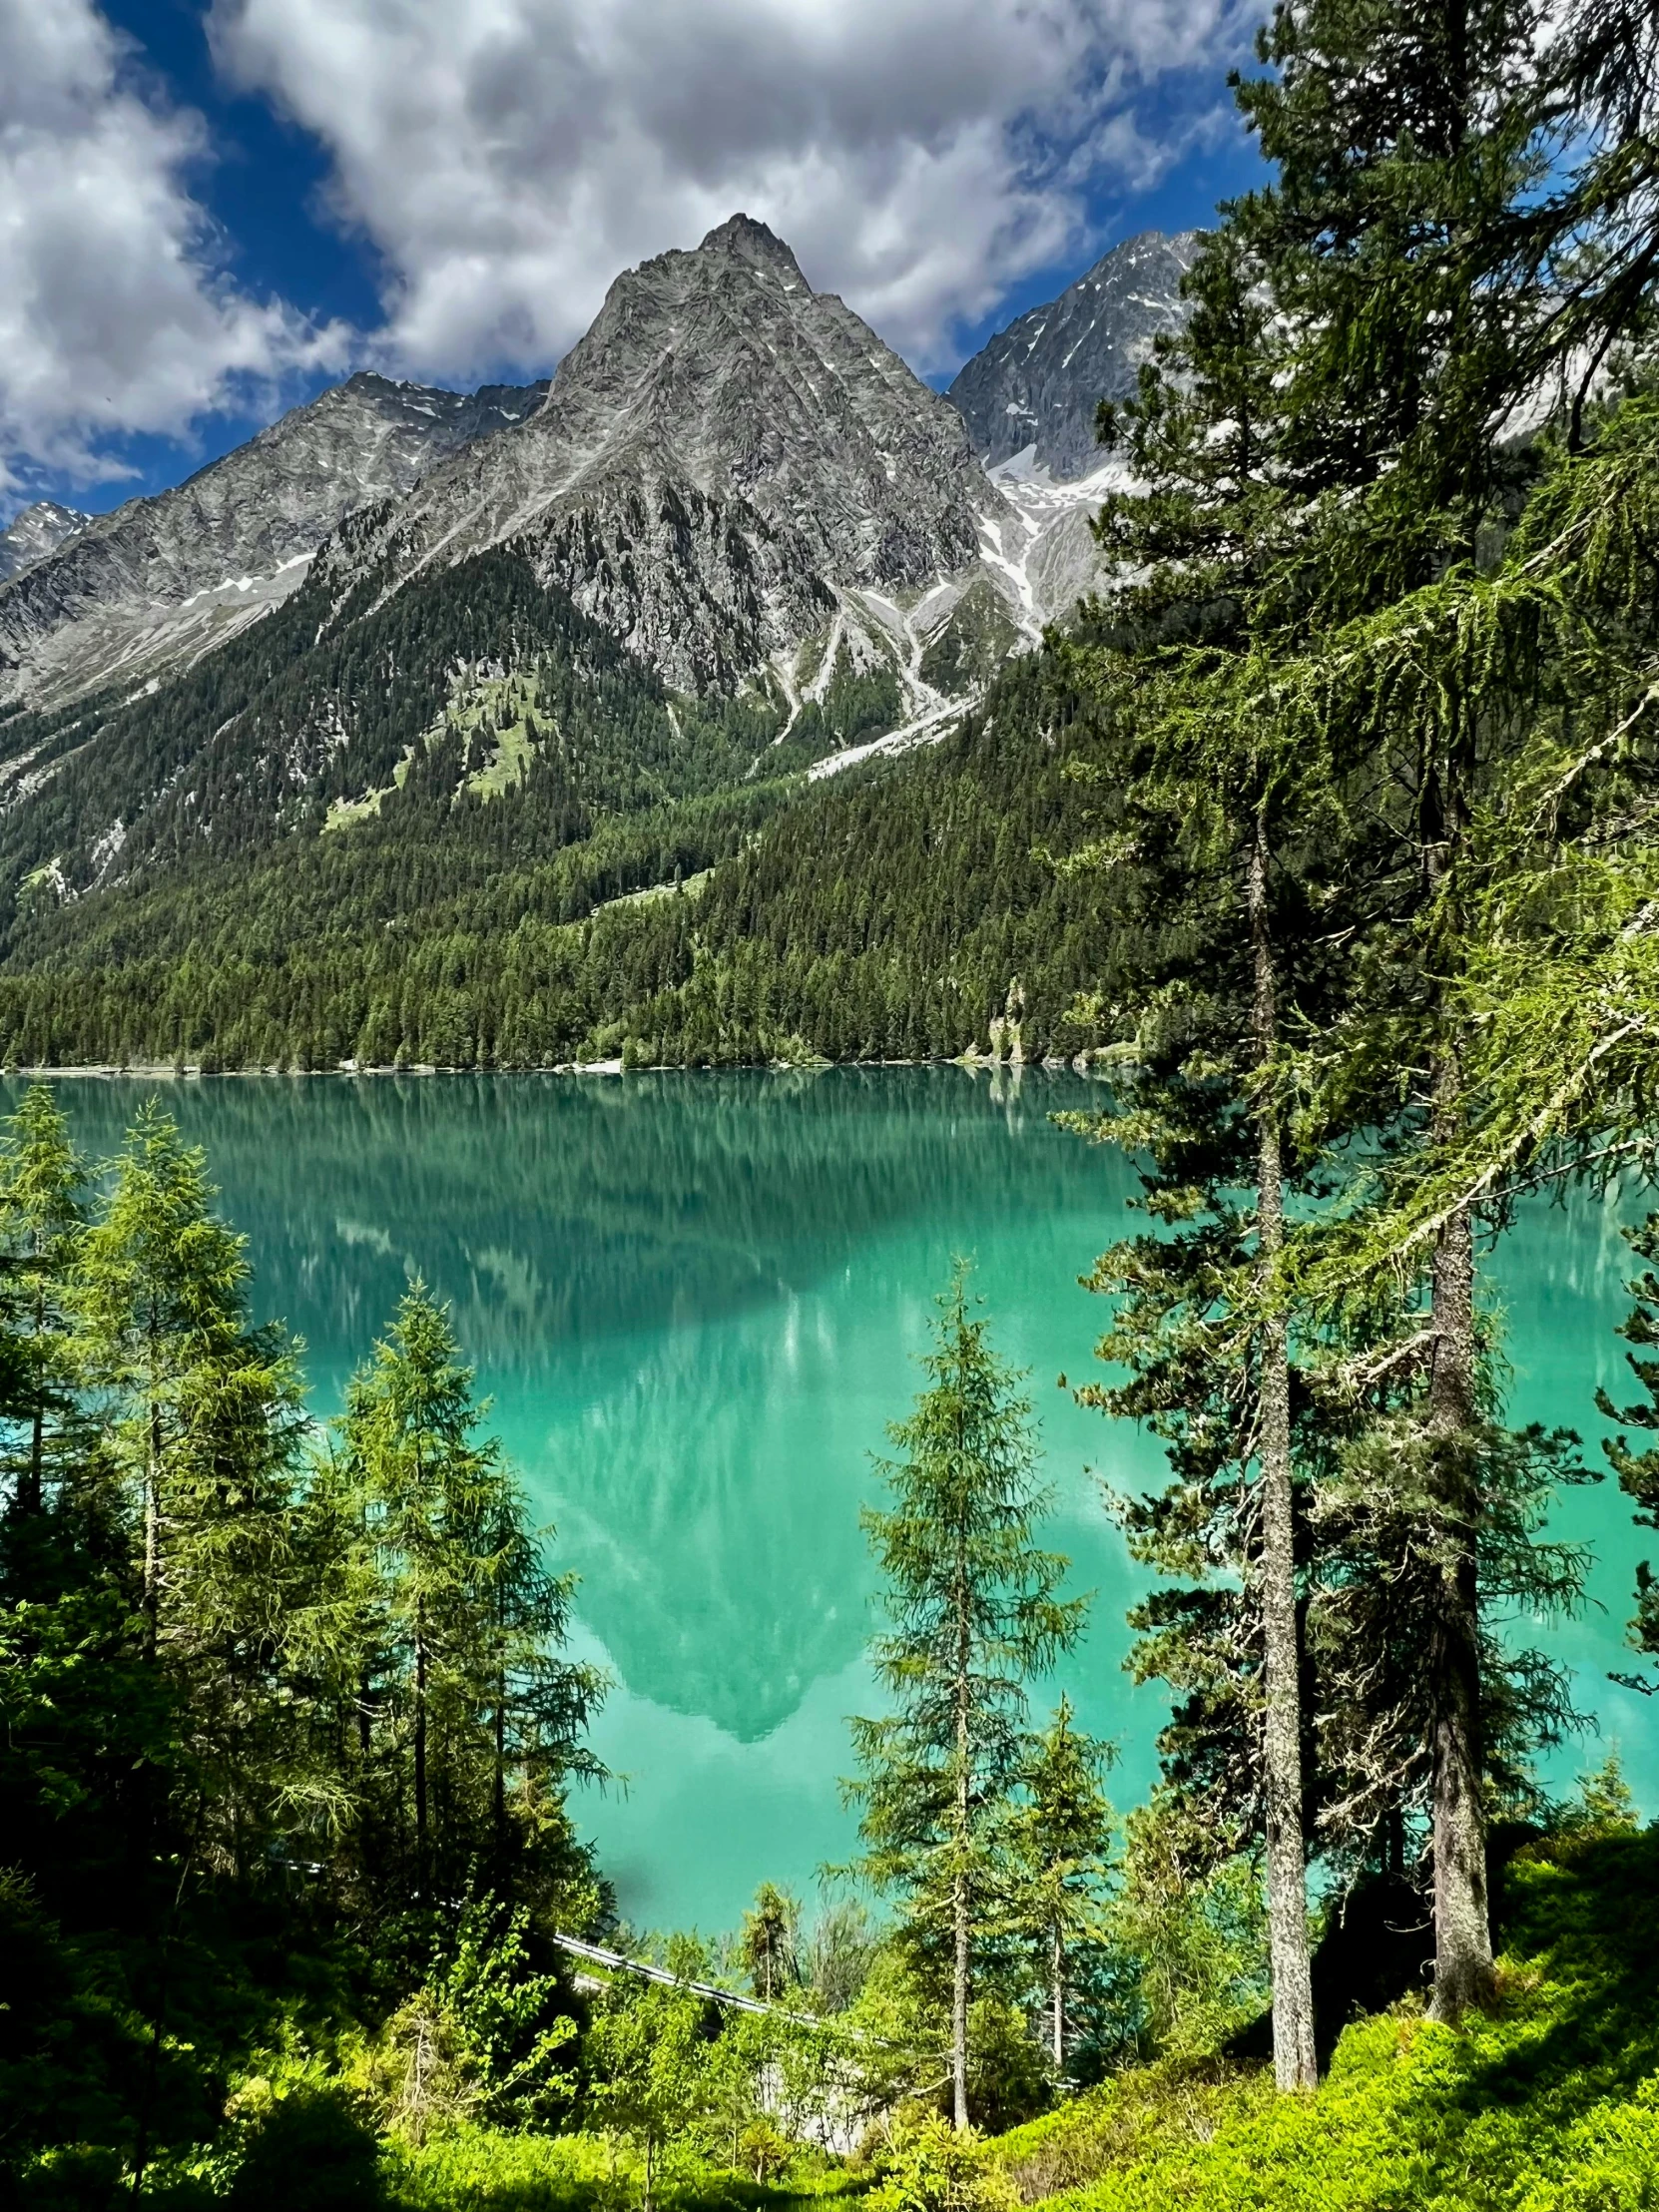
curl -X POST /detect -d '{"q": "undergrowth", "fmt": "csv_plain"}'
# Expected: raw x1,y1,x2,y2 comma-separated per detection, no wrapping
986,1828,1659,2212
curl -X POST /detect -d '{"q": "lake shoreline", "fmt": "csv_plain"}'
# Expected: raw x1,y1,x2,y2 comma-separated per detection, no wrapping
6,1053,1101,1080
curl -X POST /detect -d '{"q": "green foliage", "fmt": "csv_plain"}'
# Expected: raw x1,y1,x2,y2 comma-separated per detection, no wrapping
586,1980,721,2211
867,2116,1013,2212
362,1902,578,2141
741,1885,802,2004
0,1089,607,2199
984,1828,1659,2212
847,1263,1085,2120
1007,1701,1118,2077
1105,1800,1270,2063
0,654,1120,1072
334,1279,607,1915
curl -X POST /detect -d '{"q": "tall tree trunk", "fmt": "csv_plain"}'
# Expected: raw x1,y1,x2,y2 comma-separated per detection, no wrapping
1419,690,1494,2021
20,1272,45,1515
494,1663,508,1872
952,1527,971,2130
145,1363,163,1663
22,1399,43,1516
1051,1924,1065,2073
414,1610,429,1891
1249,821,1318,2091
1425,1058,1495,2018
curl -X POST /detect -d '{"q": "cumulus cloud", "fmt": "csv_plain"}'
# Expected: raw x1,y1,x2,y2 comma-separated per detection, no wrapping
0,0,347,499
211,0,1251,379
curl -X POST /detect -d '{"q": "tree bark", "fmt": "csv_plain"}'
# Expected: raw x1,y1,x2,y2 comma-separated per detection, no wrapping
414,1608,429,1891
952,1516,971,2130
494,1664,508,1870
1249,821,1319,2091
21,1265,45,1515
144,1309,162,1662
1051,1924,1065,2073
1425,1061,1495,2018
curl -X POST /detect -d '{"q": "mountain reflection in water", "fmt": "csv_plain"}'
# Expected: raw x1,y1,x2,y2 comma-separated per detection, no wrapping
16,1066,1658,1927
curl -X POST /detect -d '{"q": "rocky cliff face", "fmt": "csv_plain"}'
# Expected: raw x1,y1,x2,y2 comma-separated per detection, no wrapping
948,230,1201,479
0,503,90,585
314,215,1004,692
0,374,546,708
0,215,1137,901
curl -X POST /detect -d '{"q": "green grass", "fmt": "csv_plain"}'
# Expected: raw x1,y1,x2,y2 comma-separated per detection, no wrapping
988,1829,1659,2212
385,2131,859,2212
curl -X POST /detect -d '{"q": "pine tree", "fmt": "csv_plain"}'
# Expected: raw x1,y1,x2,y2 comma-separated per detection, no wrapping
75,1102,313,1868
338,1281,603,1902
1010,1698,1115,2075
77,1103,296,1662
846,1264,1085,2127
1068,0,1644,2031
741,1883,800,2004
0,1085,88,1518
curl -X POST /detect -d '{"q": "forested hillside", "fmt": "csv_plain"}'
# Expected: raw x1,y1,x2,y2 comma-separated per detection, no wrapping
0,652,1128,1071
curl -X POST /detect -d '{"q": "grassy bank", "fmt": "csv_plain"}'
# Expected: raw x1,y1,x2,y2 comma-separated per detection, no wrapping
986,1827,1659,2212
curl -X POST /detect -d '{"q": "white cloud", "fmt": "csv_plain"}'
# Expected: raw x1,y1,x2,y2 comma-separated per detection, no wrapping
0,0,347,499
210,0,1249,380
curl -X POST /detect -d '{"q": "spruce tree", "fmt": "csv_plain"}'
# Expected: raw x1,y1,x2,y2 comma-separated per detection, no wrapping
75,1102,313,1868
1010,1698,1115,2074
846,1264,1085,2127
0,1085,88,1518
337,1280,603,1902
1069,0,1644,2029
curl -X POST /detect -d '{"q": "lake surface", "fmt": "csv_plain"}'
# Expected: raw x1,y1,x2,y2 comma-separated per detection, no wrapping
15,1066,1658,1931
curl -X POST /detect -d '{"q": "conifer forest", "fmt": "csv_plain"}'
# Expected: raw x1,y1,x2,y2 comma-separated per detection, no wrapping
13,0,1659,2206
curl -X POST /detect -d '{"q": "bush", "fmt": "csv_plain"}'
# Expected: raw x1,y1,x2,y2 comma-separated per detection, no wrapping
228,2084,383,2212
980,1830,1659,2212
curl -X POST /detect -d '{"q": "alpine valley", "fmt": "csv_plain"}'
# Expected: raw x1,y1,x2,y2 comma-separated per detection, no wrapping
0,220,1182,1073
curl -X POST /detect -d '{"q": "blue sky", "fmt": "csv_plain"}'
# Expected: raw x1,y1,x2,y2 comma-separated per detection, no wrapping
1,0,1267,519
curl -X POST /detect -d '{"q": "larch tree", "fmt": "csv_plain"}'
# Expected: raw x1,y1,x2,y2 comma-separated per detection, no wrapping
741,1882,801,2004
76,1102,313,1870
846,1262,1085,2128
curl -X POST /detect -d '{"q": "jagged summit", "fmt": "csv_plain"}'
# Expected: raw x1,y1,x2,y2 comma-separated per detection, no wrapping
949,229,1202,479
0,501,89,586
696,211,804,274
301,213,1000,690
0,370,547,706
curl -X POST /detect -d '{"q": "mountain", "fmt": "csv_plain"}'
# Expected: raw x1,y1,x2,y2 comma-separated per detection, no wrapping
0,374,546,711
0,217,1079,905
0,213,1144,1051
307,213,1017,695
948,230,1201,479
0,502,90,585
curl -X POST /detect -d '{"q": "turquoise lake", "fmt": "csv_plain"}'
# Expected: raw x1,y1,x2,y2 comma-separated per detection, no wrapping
16,1066,1658,1932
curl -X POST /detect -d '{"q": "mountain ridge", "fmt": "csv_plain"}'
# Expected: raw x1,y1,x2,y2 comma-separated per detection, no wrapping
0,217,1194,960
948,229,1201,478
0,372,548,712
300,211,1007,694
0,502,90,586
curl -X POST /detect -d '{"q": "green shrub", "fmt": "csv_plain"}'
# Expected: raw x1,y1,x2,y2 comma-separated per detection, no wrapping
981,1831,1659,2212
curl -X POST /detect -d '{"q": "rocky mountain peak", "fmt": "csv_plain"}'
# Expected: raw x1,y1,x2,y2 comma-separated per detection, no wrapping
0,370,549,709
696,211,804,278
305,214,1000,692
0,500,90,585
948,228,1201,478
